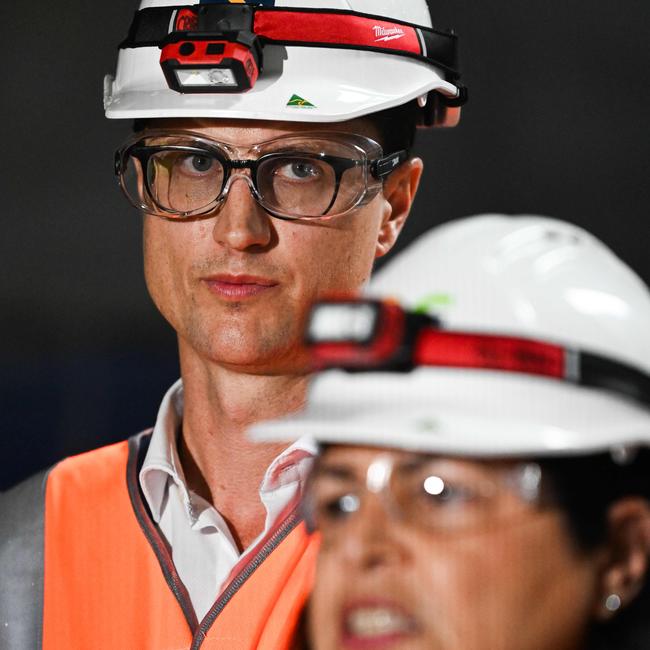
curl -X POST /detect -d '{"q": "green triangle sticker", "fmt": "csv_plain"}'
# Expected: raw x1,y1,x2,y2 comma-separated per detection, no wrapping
287,94,316,108
413,293,454,314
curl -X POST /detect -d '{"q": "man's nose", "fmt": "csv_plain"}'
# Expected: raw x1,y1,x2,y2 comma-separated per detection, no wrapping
211,174,273,251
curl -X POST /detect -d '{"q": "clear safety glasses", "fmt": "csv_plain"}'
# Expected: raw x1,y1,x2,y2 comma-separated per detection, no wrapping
303,454,543,537
115,130,407,220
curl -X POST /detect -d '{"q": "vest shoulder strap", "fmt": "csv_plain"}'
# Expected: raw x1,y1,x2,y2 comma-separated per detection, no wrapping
0,467,52,650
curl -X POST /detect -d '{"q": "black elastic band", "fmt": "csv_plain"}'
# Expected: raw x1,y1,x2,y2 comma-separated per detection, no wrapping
120,6,175,49
581,353,650,406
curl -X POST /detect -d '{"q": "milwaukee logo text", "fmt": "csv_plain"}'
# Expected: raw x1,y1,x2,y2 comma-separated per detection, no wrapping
373,25,406,42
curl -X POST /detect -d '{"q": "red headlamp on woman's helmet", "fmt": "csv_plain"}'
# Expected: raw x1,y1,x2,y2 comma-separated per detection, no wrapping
306,298,650,408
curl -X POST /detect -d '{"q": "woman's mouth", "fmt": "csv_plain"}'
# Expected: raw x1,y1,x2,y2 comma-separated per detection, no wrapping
342,603,418,647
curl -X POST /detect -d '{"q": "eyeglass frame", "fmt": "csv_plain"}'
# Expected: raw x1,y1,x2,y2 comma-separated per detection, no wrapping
301,452,545,537
114,130,409,221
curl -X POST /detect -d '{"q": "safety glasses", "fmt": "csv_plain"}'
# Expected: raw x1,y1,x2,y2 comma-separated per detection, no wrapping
115,130,407,220
303,453,543,537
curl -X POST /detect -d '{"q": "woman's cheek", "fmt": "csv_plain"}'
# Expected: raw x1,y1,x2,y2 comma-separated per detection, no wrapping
308,552,343,650
410,532,540,650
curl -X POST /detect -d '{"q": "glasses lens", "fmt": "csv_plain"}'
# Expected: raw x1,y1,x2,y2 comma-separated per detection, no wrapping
305,457,542,539
257,156,337,217
118,150,147,211
305,475,361,532
256,141,368,218
146,149,225,215
117,137,227,217
391,460,537,533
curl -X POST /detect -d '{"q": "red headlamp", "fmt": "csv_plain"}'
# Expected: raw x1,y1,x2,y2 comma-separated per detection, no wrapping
160,6,261,93
306,298,428,371
306,298,650,408
161,39,260,93
122,3,467,111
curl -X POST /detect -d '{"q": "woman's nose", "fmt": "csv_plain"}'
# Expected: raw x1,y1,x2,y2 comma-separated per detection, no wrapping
336,496,406,572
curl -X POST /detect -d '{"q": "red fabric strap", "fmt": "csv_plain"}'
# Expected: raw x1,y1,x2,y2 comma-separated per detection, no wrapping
414,331,566,378
254,10,422,57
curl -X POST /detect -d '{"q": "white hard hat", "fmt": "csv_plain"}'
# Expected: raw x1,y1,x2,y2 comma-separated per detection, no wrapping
250,215,650,457
104,0,465,126
370,214,650,373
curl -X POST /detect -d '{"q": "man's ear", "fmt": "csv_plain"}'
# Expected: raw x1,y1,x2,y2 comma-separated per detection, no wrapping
375,157,424,259
593,497,650,621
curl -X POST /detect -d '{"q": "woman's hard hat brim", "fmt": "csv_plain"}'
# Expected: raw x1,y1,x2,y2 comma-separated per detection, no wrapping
249,368,650,457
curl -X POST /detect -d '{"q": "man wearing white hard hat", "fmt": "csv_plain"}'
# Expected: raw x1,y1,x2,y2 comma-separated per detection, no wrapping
251,215,650,650
0,1,466,649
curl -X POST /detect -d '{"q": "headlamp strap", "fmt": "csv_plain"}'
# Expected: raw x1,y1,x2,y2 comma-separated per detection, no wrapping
415,331,568,378
121,5,461,81
308,299,650,408
414,330,650,407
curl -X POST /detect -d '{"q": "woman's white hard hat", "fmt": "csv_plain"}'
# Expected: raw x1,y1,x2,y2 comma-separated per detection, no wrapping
250,215,650,457
104,0,462,124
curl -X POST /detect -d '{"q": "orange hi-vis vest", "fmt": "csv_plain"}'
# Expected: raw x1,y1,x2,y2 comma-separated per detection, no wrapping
1,433,318,650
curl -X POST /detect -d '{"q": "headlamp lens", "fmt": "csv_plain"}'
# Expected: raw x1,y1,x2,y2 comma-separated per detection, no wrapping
175,68,238,88
308,303,378,344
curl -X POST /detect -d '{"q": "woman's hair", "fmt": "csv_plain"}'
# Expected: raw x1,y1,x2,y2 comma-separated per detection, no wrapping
540,448,650,650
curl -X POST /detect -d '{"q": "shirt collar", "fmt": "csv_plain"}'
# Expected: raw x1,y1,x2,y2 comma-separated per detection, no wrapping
261,435,318,493
139,379,317,524
140,379,190,522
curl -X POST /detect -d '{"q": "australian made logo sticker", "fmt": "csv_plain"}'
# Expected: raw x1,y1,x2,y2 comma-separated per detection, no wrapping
287,94,316,109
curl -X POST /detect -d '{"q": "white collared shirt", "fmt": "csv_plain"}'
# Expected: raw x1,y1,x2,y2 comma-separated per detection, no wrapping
139,380,316,621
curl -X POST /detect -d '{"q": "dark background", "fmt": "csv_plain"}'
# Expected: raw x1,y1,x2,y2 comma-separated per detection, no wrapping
1,2,648,490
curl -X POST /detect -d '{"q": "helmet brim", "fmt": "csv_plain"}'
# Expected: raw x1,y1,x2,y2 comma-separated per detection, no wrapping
105,45,458,122
249,368,650,457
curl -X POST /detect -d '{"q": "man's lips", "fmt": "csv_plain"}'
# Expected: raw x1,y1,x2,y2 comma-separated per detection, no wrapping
202,274,278,300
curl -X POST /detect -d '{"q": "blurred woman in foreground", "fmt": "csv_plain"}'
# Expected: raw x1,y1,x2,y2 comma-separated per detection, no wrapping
252,215,650,650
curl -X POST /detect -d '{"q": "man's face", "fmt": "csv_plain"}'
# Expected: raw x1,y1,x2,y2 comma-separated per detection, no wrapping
142,119,420,373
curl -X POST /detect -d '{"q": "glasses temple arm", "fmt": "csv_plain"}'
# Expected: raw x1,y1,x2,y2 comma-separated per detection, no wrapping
371,150,409,179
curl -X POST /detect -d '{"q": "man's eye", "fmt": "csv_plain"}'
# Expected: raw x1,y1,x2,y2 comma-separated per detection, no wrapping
171,153,215,176
188,154,214,173
276,159,322,180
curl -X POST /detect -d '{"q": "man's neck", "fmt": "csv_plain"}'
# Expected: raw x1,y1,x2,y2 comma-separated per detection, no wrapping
177,345,310,551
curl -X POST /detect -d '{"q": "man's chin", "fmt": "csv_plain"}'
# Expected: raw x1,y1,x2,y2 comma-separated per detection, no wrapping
211,352,311,377
180,329,309,375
